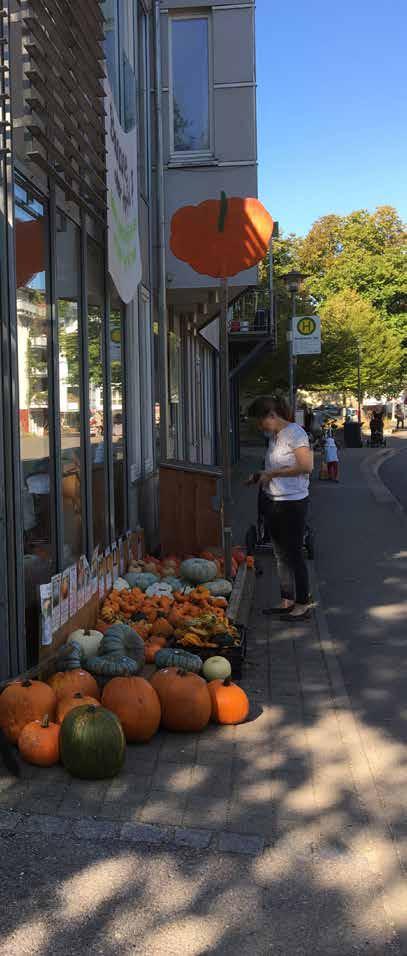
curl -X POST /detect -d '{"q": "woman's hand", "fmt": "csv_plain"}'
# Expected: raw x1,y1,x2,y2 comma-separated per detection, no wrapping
259,471,274,485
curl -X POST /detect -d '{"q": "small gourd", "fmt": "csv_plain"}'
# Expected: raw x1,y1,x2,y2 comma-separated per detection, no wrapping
155,648,203,674
180,558,217,584
203,579,233,598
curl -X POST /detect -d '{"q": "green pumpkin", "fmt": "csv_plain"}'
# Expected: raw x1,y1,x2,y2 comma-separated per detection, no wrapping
155,648,203,674
203,579,233,598
124,572,159,592
60,705,125,780
85,655,141,677
180,558,217,584
203,656,232,682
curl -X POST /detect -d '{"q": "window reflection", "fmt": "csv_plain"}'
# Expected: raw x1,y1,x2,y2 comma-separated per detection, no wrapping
172,18,210,153
110,285,126,537
87,237,107,548
15,183,54,663
57,213,83,566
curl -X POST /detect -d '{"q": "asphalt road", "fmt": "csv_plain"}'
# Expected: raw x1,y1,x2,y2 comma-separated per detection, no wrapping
380,441,407,513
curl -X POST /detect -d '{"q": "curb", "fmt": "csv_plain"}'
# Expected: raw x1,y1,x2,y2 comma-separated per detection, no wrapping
361,446,407,522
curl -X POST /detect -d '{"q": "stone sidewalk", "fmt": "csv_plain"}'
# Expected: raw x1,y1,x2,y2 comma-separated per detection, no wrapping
1,445,407,953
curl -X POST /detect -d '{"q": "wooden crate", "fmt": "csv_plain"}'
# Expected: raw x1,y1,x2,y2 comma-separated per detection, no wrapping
159,462,223,556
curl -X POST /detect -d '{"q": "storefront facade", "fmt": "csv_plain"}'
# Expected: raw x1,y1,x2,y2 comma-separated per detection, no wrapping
0,0,258,679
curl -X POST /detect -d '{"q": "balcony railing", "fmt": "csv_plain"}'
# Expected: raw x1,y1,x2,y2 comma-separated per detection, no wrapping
228,289,274,338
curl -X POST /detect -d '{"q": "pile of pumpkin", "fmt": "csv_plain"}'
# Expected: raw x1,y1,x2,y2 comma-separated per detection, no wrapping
91,556,242,666
0,654,249,780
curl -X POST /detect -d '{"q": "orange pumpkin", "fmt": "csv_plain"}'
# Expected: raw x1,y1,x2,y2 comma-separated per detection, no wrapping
144,641,163,664
48,670,100,703
170,192,273,279
56,692,101,725
0,680,57,743
102,677,161,743
150,667,211,733
208,678,249,725
152,618,173,638
18,714,60,767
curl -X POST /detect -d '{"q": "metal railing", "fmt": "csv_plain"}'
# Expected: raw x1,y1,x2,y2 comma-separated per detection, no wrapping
228,288,273,337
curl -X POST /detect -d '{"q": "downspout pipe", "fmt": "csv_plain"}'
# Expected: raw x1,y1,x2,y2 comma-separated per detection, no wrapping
153,0,169,460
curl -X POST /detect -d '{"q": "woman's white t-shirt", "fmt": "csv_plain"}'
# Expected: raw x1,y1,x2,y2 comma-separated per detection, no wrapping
264,423,310,501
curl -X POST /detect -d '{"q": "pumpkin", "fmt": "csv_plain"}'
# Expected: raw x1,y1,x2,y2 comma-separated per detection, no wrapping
180,558,217,584
150,668,211,732
48,669,100,703
113,577,131,591
145,582,174,599
85,655,140,678
170,192,273,278
203,579,233,598
125,572,159,592
56,692,101,724
18,714,60,767
55,640,83,671
144,642,163,664
161,576,183,591
0,680,57,744
208,678,249,725
151,618,173,639
68,628,103,659
155,648,203,674
102,677,161,743
60,705,125,779
203,656,232,683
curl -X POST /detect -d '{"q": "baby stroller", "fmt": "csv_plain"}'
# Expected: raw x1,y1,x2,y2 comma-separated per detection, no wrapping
367,414,386,448
245,483,315,560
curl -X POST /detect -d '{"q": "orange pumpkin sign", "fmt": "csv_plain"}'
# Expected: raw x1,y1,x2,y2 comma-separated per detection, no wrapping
170,192,273,279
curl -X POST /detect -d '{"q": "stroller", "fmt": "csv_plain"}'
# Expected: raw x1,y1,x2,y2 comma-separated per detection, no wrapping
367,413,386,448
246,483,315,560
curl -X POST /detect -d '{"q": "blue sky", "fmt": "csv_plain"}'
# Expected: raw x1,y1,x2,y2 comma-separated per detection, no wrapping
256,0,406,237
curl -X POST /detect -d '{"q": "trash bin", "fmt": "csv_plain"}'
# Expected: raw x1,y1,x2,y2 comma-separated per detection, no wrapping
343,421,363,448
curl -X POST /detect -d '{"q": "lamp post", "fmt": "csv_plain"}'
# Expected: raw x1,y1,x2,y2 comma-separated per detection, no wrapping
282,270,305,418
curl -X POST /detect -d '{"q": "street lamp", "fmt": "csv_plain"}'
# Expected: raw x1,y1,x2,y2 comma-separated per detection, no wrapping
282,270,305,417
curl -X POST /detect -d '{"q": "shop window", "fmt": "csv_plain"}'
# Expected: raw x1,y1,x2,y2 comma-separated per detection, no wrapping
153,317,160,464
87,237,108,549
170,16,211,155
15,183,55,662
110,285,127,537
139,288,154,474
168,311,183,460
56,213,83,566
102,0,120,108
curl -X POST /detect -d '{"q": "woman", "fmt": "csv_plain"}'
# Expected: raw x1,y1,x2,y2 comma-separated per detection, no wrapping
250,395,313,620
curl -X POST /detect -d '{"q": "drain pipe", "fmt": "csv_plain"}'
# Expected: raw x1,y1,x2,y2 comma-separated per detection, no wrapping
154,0,169,460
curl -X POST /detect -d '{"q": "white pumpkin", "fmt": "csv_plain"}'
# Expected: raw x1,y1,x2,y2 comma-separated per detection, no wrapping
203,579,233,598
203,656,232,682
113,577,131,591
145,582,174,599
69,627,103,658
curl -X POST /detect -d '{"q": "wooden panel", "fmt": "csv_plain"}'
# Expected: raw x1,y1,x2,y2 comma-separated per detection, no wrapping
159,463,223,556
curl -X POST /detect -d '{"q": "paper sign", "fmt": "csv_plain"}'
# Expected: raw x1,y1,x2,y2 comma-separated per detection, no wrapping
51,573,62,633
105,547,112,592
98,556,106,600
91,548,99,595
292,315,321,356
40,583,53,646
77,556,85,609
60,569,70,626
69,565,78,617
118,537,125,575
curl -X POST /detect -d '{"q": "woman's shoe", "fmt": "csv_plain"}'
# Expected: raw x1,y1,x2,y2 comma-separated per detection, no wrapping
284,605,312,621
263,604,294,616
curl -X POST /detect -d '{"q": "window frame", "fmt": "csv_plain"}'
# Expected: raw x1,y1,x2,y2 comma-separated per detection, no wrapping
169,11,213,161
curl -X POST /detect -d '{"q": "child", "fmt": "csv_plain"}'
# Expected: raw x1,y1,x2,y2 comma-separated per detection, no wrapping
324,434,339,481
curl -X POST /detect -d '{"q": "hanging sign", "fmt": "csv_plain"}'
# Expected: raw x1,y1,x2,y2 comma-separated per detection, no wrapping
105,79,141,303
292,315,321,356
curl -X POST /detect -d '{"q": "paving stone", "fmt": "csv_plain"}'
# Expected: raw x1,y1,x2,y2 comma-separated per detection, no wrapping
0,783,30,809
217,830,265,855
120,821,173,845
20,813,69,836
151,761,193,793
173,826,212,849
0,809,22,831
139,791,187,826
190,764,233,797
182,796,229,829
123,748,159,774
99,780,149,820
72,817,121,841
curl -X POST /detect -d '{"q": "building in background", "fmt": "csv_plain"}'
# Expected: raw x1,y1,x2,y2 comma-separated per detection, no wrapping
0,0,259,678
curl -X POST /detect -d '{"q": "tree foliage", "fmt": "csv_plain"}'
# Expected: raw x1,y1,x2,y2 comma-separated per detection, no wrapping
243,206,406,398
